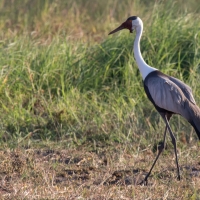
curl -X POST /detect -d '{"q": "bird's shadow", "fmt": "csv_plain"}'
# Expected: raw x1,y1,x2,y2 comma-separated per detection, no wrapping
102,165,200,186
103,168,149,186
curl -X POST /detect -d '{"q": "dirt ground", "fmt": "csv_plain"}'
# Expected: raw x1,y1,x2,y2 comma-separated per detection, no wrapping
0,143,200,199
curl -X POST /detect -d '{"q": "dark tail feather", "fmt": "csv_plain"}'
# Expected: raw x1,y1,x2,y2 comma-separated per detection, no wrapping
188,104,200,140
190,121,200,140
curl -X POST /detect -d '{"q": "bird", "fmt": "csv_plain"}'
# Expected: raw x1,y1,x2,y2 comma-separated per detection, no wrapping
108,16,200,185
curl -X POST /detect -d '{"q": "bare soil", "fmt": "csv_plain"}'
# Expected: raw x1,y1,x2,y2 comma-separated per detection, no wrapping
0,144,200,199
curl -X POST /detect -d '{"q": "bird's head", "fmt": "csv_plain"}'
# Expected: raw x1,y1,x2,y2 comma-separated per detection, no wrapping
108,16,142,35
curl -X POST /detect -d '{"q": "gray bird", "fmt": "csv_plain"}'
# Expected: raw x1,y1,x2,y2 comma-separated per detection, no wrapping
109,16,200,185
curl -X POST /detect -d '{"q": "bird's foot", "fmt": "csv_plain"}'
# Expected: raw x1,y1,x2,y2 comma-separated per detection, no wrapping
139,178,148,186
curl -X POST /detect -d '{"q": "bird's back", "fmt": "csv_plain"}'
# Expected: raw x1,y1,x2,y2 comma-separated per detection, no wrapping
144,71,198,117
144,70,200,139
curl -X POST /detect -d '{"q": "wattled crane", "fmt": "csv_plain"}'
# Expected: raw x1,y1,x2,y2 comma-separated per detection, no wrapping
109,16,200,185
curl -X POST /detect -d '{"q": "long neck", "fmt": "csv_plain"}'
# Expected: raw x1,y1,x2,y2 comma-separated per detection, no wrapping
133,24,157,80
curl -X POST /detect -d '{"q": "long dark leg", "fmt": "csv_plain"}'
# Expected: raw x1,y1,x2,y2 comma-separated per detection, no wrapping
140,125,168,185
163,115,180,180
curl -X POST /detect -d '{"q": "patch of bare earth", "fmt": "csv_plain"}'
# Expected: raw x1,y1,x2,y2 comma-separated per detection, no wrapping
0,144,199,199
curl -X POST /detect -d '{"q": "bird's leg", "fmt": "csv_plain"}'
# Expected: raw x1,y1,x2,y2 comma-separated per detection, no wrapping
163,115,181,180
139,125,168,185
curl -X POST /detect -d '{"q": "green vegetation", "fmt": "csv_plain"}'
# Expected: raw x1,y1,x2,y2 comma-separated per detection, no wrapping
0,0,200,199
0,0,200,146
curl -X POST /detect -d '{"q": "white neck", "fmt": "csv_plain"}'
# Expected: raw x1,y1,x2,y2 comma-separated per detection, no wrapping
133,22,157,80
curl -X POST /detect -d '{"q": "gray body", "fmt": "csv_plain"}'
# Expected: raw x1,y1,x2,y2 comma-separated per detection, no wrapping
144,70,200,139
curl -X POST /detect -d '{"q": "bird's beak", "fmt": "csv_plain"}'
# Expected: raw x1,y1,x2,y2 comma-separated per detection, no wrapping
108,20,133,35
108,24,125,35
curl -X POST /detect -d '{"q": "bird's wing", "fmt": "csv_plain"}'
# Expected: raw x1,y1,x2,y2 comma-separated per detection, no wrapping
145,76,187,114
169,76,196,105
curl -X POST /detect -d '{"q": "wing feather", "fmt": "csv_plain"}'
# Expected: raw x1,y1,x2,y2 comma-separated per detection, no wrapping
169,76,196,105
146,76,186,114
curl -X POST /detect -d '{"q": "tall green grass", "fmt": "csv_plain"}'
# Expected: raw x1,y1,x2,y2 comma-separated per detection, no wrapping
0,0,200,148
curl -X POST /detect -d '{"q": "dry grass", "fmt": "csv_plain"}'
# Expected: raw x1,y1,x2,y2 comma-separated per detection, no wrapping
0,142,199,199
